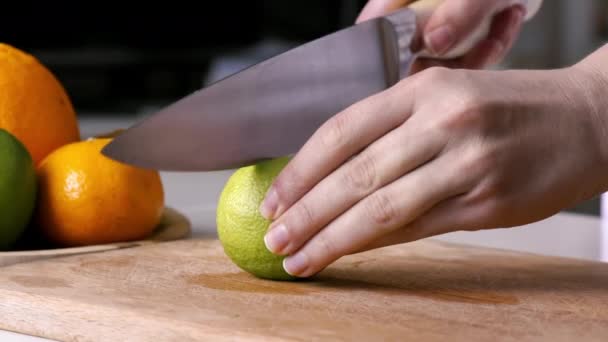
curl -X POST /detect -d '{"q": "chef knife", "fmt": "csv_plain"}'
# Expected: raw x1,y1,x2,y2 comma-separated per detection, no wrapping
102,0,539,171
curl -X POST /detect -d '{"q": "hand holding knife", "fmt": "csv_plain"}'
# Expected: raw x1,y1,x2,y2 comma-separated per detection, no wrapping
100,1,608,282
102,0,540,171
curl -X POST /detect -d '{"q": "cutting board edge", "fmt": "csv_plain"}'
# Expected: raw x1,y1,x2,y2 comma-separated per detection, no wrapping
0,287,281,342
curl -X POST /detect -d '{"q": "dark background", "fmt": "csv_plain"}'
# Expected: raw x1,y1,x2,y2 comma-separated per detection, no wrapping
0,1,368,114
1,1,607,216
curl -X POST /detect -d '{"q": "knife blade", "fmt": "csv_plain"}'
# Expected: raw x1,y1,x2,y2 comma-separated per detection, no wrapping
101,0,526,171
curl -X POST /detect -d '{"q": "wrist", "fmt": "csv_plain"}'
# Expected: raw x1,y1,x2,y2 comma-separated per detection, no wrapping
568,48,608,191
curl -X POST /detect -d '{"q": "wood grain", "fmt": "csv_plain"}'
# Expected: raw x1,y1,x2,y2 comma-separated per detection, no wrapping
0,238,607,341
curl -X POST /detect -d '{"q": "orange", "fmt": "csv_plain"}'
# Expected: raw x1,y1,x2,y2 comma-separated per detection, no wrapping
0,43,80,165
35,138,164,247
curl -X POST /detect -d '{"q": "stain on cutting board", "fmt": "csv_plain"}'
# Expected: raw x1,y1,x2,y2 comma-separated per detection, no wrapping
186,271,518,305
187,272,311,295
315,276,520,305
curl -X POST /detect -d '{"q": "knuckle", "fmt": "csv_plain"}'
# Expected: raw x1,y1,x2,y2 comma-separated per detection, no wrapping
475,196,510,225
314,235,339,262
271,168,304,207
365,192,398,226
485,177,510,204
413,66,450,92
319,111,351,151
422,66,450,83
462,170,510,221
343,153,378,194
270,176,290,206
420,66,469,89
270,179,288,205
459,88,484,114
477,149,501,176
458,144,500,179
415,68,487,133
292,202,315,229
441,93,485,131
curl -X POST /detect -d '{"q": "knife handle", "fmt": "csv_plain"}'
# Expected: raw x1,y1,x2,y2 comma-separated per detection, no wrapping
389,0,542,59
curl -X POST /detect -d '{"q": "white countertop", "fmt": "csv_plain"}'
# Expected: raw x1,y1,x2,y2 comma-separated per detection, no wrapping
1,117,606,341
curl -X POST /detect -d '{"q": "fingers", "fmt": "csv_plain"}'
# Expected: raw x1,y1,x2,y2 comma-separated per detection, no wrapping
358,195,469,252
482,5,526,65
358,0,526,73
263,115,446,256
356,0,414,23
281,151,471,278
457,5,526,68
423,0,523,57
259,83,414,221
411,4,525,72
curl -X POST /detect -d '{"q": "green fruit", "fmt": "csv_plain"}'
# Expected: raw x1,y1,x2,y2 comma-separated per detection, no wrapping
216,156,295,281
0,129,37,250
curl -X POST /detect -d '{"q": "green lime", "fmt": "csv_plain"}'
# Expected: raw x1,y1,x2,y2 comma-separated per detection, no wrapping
216,156,295,281
0,129,37,250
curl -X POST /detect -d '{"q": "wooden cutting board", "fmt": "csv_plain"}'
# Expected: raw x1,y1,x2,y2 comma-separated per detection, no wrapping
0,238,607,342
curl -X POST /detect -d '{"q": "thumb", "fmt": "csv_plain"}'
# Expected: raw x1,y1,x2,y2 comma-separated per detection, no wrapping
422,0,525,56
356,0,414,23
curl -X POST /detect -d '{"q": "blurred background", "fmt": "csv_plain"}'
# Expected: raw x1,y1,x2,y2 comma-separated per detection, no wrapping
1,0,607,216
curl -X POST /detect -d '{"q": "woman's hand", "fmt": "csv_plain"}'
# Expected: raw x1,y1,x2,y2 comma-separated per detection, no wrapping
259,47,608,278
357,0,541,70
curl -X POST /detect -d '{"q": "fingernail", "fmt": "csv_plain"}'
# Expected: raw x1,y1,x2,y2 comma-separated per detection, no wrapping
425,25,454,56
283,252,309,276
264,224,289,254
260,187,278,219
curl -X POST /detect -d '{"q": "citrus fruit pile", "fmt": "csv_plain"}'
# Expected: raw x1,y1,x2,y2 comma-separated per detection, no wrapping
0,43,164,251
217,156,295,281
